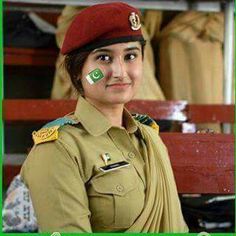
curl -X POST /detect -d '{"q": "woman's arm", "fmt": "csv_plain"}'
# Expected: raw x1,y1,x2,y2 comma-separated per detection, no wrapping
20,140,92,233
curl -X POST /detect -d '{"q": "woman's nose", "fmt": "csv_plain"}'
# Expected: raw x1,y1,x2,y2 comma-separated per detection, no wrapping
111,58,127,79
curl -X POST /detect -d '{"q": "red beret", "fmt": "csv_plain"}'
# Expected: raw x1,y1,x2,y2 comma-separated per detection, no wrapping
61,2,144,54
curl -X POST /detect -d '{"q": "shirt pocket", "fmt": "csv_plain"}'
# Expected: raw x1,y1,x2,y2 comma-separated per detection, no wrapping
88,165,145,231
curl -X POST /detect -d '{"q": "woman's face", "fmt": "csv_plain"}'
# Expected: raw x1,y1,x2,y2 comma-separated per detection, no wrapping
80,42,143,106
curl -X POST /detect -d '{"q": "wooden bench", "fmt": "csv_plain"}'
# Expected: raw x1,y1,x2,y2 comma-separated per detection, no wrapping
3,99,234,194
3,99,234,123
3,133,234,194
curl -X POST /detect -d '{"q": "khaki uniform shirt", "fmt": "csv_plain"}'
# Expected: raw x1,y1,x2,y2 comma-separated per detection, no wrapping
21,97,160,232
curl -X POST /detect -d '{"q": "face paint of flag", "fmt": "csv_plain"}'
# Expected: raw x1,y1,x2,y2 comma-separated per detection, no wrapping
86,68,104,84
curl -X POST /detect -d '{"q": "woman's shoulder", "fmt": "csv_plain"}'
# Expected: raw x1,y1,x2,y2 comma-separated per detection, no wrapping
24,114,84,164
21,115,85,184
132,113,159,134
133,113,167,147
32,114,81,146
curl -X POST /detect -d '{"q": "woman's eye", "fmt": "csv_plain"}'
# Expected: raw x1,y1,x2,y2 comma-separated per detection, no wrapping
125,53,137,61
96,55,111,62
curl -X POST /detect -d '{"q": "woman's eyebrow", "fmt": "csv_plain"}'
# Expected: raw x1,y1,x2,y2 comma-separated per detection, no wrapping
92,46,141,54
91,48,111,54
124,47,141,52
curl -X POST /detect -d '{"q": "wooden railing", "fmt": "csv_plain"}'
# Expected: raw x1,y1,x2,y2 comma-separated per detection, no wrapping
4,133,234,194
3,99,234,123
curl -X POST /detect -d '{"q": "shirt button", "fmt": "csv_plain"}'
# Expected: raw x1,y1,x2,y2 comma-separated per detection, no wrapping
116,184,124,192
128,152,136,158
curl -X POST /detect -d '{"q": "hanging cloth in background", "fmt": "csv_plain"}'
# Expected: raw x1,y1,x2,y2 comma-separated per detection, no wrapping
158,11,224,103
157,11,224,131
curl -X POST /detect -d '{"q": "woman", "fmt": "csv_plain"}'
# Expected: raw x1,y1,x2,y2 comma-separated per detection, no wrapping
20,2,188,233
51,5,165,101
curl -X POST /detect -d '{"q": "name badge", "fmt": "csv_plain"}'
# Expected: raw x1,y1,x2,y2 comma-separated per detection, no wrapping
100,161,130,172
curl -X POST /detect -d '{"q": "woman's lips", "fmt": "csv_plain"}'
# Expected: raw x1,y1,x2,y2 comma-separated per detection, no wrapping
106,83,131,89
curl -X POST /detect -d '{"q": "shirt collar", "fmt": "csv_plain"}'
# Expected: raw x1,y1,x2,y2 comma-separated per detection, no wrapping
74,96,138,136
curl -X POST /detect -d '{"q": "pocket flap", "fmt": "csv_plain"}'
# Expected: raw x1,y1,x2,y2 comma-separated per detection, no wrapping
91,165,139,196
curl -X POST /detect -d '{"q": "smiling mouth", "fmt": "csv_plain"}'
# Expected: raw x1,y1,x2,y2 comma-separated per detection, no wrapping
106,83,131,88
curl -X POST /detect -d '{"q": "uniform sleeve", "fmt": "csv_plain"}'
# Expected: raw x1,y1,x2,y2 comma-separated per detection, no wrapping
20,140,92,233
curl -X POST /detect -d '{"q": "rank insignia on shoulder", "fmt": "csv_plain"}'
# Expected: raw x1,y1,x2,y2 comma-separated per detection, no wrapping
32,117,78,145
133,113,159,133
32,126,59,145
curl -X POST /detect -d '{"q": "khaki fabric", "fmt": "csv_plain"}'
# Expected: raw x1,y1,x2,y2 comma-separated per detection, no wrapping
143,10,163,41
158,11,224,102
21,96,187,233
51,6,84,99
127,126,188,232
157,12,224,131
51,6,165,100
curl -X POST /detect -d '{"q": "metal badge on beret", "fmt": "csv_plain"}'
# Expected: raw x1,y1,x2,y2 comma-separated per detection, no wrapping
129,12,141,30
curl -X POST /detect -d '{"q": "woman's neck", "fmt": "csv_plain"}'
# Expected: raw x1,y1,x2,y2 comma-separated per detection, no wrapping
86,98,124,127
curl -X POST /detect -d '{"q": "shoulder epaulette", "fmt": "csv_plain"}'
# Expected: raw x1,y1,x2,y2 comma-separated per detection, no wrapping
133,113,159,133
32,117,78,145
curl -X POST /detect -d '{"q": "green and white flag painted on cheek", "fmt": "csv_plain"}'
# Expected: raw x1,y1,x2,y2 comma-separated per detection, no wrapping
86,68,104,84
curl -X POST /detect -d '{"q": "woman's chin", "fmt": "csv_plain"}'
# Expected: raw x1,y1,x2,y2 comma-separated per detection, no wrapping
106,94,133,105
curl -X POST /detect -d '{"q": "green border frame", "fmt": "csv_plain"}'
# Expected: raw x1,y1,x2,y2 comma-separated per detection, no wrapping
0,0,3,232
0,0,235,235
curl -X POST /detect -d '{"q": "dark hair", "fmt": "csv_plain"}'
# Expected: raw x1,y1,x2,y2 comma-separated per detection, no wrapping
64,50,90,94
64,41,146,93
